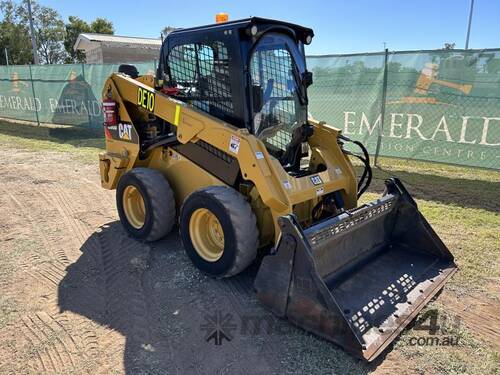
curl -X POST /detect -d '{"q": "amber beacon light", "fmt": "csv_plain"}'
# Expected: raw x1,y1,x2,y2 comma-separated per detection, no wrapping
215,13,229,23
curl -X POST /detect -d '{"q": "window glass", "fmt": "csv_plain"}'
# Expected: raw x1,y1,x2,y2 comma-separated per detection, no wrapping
250,33,307,153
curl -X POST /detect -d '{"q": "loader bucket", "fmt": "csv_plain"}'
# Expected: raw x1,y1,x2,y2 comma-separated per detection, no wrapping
254,178,457,361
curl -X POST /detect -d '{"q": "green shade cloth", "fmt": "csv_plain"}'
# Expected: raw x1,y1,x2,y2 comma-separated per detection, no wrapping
1,50,499,169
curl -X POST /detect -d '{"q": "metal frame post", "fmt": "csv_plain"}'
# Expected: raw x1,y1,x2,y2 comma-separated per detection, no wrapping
28,63,40,126
374,48,389,167
27,0,40,65
81,63,92,126
465,0,475,49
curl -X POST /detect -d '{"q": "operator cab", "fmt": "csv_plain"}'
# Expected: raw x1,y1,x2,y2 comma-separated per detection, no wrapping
157,17,314,172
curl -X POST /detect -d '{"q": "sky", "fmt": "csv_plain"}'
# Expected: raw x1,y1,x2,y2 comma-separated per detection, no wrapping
28,0,500,55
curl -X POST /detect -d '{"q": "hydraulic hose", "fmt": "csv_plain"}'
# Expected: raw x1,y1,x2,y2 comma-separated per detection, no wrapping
338,134,373,198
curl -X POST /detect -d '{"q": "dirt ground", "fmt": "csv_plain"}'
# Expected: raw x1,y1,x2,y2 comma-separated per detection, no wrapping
0,132,498,374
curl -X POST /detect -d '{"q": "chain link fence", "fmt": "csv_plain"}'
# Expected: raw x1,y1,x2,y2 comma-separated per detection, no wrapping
0,49,499,169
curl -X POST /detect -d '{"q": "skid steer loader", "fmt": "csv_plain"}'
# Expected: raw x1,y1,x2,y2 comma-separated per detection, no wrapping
99,16,456,361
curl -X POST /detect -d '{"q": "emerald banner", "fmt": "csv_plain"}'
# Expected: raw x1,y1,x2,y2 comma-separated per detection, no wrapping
0,61,156,126
308,49,500,169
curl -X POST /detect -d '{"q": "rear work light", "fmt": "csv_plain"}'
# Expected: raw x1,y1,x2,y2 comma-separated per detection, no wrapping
102,98,118,126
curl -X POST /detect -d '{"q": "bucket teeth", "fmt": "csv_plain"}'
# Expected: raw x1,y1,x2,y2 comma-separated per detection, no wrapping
254,178,457,361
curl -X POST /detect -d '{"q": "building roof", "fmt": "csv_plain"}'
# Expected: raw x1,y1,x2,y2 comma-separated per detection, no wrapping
74,33,162,51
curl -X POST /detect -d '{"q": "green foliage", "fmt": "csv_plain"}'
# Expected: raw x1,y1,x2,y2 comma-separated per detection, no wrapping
1,1,114,65
21,0,67,64
90,17,113,34
0,0,66,64
0,0,32,64
64,16,90,63
0,18,32,64
64,16,114,63
161,25,177,36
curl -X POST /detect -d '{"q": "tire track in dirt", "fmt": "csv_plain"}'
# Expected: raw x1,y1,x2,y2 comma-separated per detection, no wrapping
0,186,54,253
49,175,152,371
0,185,70,293
90,225,182,374
0,188,24,298
37,184,95,253
97,227,153,336
0,158,110,372
65,317,101,363
20,257,67,288
5,147,498,374
0,148,307,374
439,291,500,349
36,182,113,369
18,312,82,373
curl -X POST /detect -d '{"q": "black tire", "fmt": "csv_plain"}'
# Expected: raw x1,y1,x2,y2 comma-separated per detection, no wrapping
118,64,139,78
179,186,259,278
116,168,175,241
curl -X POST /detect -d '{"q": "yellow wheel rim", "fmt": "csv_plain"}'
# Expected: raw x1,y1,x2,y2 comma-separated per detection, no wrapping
189,208,225,262
123,185,146,229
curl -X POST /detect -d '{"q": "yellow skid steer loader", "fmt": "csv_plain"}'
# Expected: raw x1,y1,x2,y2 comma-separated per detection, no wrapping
99,16,456,361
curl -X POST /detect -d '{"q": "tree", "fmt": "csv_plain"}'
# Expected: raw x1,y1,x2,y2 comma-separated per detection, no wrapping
64,16,114,63
64,16,90,63
0,20,32,64
443,43,456,50
1,0,67,64
162,25,177,37
1,1,114,65
30,3,67,64
0,0,32,64
90,17,113,34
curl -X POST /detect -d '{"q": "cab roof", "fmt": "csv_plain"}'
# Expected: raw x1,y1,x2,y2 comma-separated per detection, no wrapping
167,17,314,44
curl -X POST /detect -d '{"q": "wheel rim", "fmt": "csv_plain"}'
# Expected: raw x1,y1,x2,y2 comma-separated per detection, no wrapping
123,185,146,229
189,208,225,262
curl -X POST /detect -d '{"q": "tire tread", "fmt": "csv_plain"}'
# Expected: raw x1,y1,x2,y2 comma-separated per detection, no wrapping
181,186,259,277
118,168,176,241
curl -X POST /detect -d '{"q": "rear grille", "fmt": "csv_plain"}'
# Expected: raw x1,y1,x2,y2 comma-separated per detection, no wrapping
307,198,395,246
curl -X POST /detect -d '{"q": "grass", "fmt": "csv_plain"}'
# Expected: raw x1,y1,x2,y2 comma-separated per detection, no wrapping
395,303,499,375
355,160,499,374
358,156,500,298
0,236,40,331
0,121,104,163
0,119,498,374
